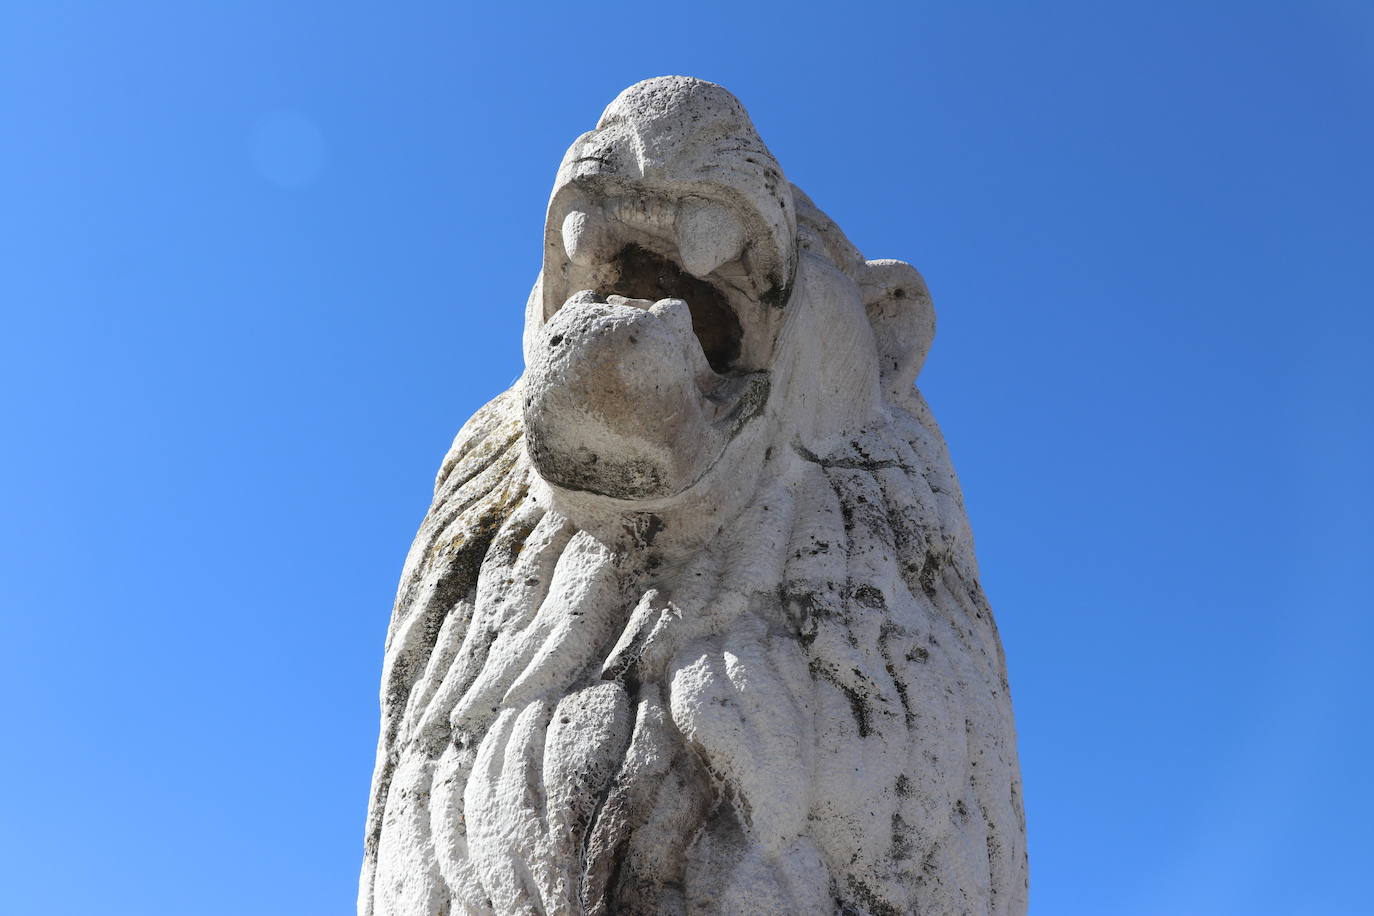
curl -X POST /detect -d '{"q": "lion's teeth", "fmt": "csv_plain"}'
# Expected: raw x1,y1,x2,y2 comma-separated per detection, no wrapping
565,289,600,307
606,295,655,310
676,199,744,279
649,297,694,335
561,208,613,267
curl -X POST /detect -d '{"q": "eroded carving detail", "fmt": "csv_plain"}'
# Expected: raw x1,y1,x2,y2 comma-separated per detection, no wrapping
361,76,1027,916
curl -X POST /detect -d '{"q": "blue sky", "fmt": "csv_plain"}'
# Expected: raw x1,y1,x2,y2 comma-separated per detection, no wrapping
2,2,1371,913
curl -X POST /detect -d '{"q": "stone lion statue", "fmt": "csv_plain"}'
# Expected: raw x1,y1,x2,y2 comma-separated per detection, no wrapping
361,76,1027,916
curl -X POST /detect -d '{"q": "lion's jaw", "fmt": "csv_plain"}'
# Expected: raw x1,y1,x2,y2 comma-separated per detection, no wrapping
520,228,777,506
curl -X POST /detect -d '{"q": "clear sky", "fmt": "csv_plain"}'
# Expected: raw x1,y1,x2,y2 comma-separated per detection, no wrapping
3,2,1371,914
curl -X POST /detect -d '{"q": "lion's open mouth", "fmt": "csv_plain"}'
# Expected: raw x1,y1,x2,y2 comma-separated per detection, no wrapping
543,185,777,381
597,243,742,373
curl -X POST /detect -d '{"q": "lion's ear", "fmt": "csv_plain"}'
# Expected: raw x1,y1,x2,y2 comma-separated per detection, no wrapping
857,258,935,402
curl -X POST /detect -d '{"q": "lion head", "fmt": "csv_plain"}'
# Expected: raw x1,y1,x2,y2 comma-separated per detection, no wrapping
362,77,1026,916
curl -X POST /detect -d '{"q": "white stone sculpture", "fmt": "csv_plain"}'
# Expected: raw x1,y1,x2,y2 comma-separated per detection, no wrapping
361,76,1027,916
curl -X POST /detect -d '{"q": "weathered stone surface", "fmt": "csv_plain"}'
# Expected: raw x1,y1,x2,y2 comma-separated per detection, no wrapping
361,76,1027,916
